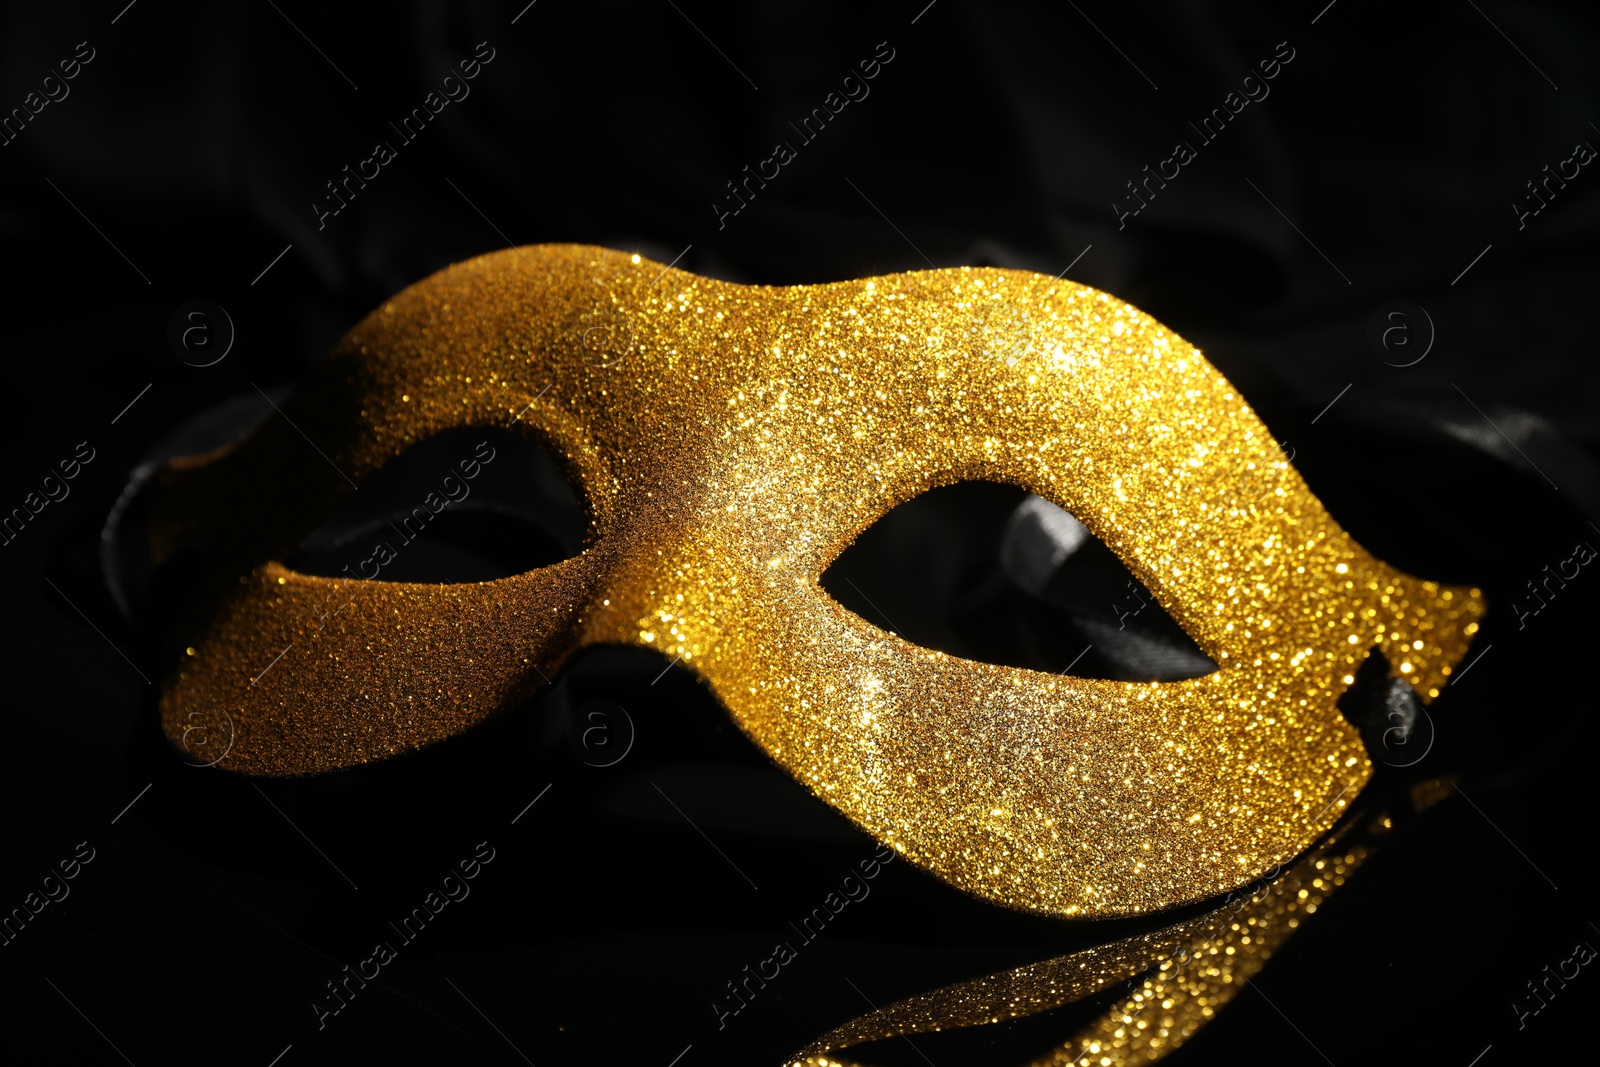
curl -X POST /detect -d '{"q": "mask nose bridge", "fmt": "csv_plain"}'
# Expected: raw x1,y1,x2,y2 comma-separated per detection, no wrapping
568,462,769,664
562,350,812,662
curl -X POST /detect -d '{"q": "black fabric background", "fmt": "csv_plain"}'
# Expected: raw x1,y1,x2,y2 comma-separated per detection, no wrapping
1,2,1596,1064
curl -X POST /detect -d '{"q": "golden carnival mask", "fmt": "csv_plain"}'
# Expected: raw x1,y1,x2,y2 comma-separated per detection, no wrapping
146,243,1482,924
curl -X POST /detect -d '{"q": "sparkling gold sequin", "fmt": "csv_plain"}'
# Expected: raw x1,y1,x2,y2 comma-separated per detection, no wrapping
150,245,1483,917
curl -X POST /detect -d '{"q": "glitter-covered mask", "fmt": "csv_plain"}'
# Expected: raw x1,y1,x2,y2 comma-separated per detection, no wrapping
146,244,1483,918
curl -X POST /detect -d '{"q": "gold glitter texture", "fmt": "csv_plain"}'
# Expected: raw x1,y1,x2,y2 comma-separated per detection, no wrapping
150,245,1483,917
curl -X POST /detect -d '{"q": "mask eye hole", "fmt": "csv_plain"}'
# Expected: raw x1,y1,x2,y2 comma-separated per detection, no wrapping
820,483,1217,681
285,425,588,583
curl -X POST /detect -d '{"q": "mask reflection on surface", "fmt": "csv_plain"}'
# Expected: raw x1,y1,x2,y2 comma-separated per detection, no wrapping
793,781,1454,1066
